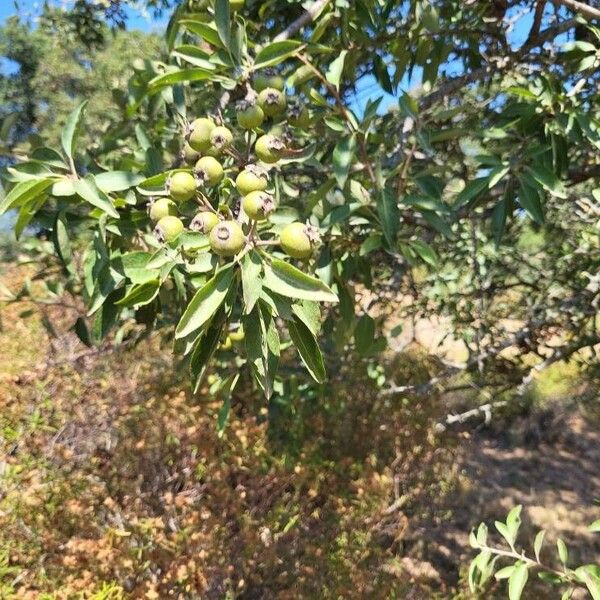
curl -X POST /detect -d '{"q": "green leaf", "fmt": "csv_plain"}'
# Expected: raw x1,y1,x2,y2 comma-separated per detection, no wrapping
354,313,375,356
115,279,160,308
175,265,235,339
263,259,338,303
14,194,47,239
244,303,280,398
179,20,222,47
0,178,55,216
326,50,347,89
147,68,220,94
332,135,356,188
94,171,145,193
577,566,600,600
92,288,125,342
214,0,231,48
506,505,522,544
517,176,544,224
254,40,303,70
73,176,120,219
410,239,438,267
216,373,239,437
557,538,568,565
241,251,263,314
454,176,490,209
292,300,321,336
53,212,73,273
495,521,515,548
534,530,546,562
508,562,528,600
190,311,226,391
589,519,600,533
288,316,326,383
377,188,400,247
73,317,93,347
524,164,567,199
172,45,217,70
61,100,88,161
495,565,516,580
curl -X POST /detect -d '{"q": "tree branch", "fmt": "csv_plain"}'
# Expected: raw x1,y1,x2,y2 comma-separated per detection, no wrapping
552,0,600,20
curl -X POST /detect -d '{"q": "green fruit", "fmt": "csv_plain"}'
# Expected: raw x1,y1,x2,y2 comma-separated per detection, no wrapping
279,222,320,259
209,221,246,256
258,88,287,117
229,327,245,342
149,197,177,222
182,143,200,165
209,126,233,155
253,69,285,92
230,0,245,11
235,164,269,195
243,191,275,221
288,103,311,129
236,101,265,129
187,117,215,153
155,215,184,243
255,135,285,164
168,172,197,202
195,156,224,186
190,211,220,233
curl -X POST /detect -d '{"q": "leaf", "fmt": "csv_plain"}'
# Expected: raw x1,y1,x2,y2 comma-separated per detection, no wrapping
190,312,226,391
292,300,321,336
61,100,88,161
147,68,220,94
73,317,93,347
214,0,231,47
326,50,347,89
517,176,544,224
288,317,326,383
355,313,375,356
508,562,529,600
179,20,222,47
557,538,568,565
53,212,73,273
115,279,160,308
454,176,490,209
94,171,145,193
244,303,280,398
534,530,546,562
172,45,217,70
577,566,600,600
506,505,522,544
0,178,55,216
589,520,600,533
495,521,515,548
241,251,263,314
73,176,120,219
92,288,125,342
216,373,240,437
410,239,438,267
332,135,356,188
14,194,47,239
254,40,303,70
495,565,516,580
377,188,400,247
373,55,393,94
175,265,235,339
263,259,338,303
525,164,566,199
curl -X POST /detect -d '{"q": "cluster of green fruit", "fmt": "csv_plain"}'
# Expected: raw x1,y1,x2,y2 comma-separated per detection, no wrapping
148,70,318,260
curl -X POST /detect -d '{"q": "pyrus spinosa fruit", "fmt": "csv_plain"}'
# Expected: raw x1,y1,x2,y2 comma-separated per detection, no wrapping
253,68,285,92
209,221,245,256
255,135,285,164
190,211,220,234
258,88,287,117
209,126,233,155
242,191,275,221
149,197,177,222
155,215,184,243
235,164,269,195
236,100,265,130
182,143,200,165
168,172,197,202
195,156,224,186
279,222,320,259
187,117,215,153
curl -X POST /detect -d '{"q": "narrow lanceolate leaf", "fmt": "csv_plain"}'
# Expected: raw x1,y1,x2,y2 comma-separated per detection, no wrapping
241,251,263,314
517,176,544,224
524,164,567,199
115,279,160,308
263,259,338,303
175,265,234,339
53,212,73,274
577,566,600,600
292,300,321,336
94,171,145,193
333,135,356,188
172,45,217,70
557,539,568,565
61,100,88,161
454,176,491,209
377,188,400,247
534,530,546,562
326,49,348,89
508,562,528,600
147,68,221,94
288,317,326,383
0,178,55,216
253,40,303,70
244,303,280,398
190,311,227,392
217,374,240,437
73,176,120,219
214,0,231,47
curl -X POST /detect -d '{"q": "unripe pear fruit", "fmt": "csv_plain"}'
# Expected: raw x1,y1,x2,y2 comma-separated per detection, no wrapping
168,172,197,202
149,197,177,222
236,100,265,130
279,222,320,259
209,221,245,256
190,211,220,234
243,191,275,221
288,103,311,129
187,117,215,153
229,327,245,342
258,88,287,117
253,69,285,92
235,164,269,195
255,135,285,164
209,126,233,155
195,156,224,186
155,215,184,243
182,143,200,165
